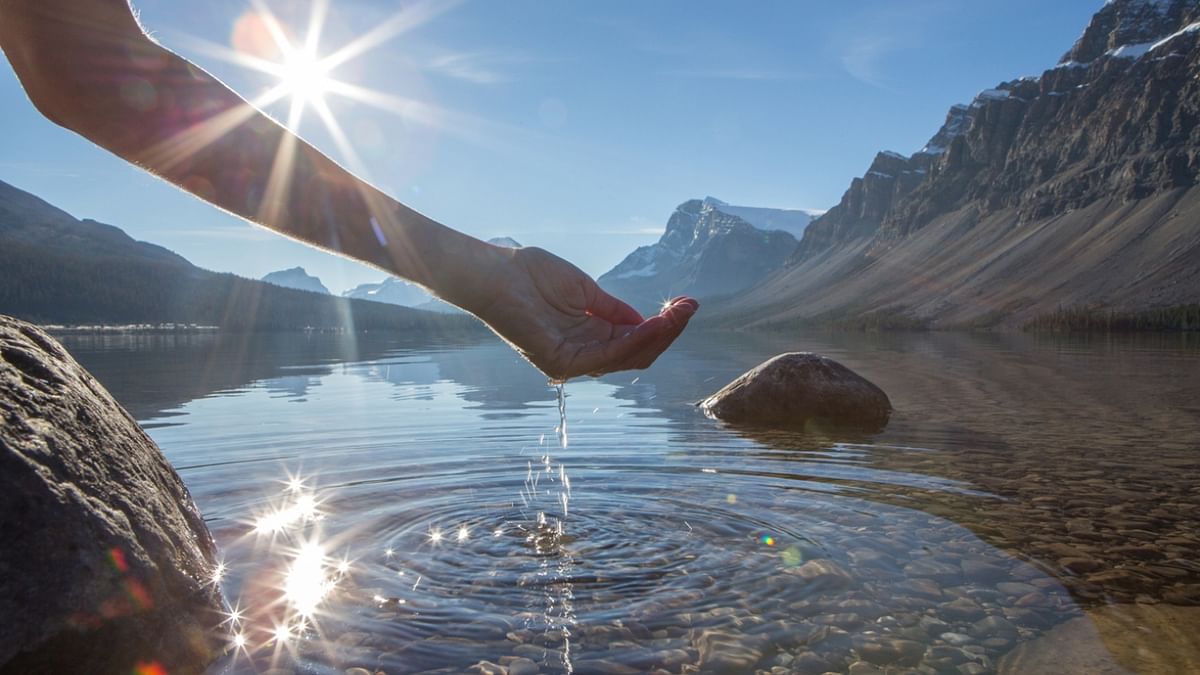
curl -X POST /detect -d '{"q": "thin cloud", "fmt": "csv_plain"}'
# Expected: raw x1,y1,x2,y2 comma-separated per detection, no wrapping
172,227,276,241
422,50,561,85
834,0,954,90
661,67,805,81
425,52,509,84
841,36,900,90
595,226,666,236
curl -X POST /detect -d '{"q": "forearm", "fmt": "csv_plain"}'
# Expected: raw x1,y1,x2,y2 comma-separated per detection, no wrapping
0,0,509,311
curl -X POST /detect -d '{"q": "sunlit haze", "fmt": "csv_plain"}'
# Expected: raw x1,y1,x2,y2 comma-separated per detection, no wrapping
0,0,1100,291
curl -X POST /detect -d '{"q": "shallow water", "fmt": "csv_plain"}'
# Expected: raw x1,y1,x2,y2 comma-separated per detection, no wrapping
61,330,1200,674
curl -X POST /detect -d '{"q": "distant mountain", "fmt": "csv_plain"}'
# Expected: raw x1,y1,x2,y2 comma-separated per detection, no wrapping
343,237,522,313
0,179,482,333
705,0,1200,330
261,267,329,295
343,276,433,307
598,198,800,314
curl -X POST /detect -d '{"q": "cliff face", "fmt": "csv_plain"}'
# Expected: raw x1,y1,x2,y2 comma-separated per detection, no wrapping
712,0,1200,328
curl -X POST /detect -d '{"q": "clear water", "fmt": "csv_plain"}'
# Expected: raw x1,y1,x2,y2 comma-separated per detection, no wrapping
60,330,1200,675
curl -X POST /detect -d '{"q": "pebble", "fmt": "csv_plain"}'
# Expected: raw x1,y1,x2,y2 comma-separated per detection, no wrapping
903,559,961,584
940,632,974,646
790,651,831,674
789,559,856,590
569,659,640,674
995,582,1037,596
695,629,766,671
506,657,539,675
940,597,986,622
1060,557,1102,573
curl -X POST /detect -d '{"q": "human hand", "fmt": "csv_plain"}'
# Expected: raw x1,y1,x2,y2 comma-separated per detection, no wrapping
472,246,698,381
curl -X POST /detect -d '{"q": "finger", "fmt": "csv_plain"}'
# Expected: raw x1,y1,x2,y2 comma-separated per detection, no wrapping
615,299,697,370
662,296,699,319
572,297,698,377
586,286,644,326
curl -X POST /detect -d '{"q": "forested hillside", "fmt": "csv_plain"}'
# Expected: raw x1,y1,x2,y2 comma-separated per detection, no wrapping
0,179,482,333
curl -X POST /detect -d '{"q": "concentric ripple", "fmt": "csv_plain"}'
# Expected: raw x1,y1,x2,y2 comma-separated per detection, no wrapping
65,334,1151,675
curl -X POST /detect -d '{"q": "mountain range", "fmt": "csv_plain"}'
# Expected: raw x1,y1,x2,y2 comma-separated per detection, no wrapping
4,1,1197,333
602,0,1200,330
0,179,481,333
339,237,523,313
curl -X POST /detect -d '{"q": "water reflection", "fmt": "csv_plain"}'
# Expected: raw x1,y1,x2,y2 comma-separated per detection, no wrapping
58,329,1200,673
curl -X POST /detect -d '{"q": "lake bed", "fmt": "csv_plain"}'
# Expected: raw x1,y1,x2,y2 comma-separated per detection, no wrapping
61,329,1200,675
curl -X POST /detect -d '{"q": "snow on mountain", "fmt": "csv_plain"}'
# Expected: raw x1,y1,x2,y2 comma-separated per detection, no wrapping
700,197,821,239
1061,0,1200,65
488,237,522,248
598,198,802,313
342,277,432,307
261,267,330,295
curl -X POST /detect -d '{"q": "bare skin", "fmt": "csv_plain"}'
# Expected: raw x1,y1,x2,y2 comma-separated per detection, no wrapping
0,0,698,381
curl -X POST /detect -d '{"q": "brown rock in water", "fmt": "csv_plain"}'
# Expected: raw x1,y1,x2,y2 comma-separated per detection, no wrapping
699,353,891,430
0,316,224,674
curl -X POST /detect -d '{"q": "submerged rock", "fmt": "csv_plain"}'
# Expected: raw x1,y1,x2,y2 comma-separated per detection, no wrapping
699,353,891,430
0,316,223,674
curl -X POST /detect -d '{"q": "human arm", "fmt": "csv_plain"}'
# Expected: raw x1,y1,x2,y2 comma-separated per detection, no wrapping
0,0,697,380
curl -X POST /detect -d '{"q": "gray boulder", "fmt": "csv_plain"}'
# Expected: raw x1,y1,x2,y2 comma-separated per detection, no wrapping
0,316,224,674
699,352,891,430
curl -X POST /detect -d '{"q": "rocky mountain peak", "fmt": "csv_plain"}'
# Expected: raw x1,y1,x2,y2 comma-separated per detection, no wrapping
1061,0,1200,64
598,198,801,313
261,267,330,295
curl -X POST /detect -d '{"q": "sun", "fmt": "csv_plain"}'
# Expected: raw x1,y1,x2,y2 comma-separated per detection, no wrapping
277,44,331,108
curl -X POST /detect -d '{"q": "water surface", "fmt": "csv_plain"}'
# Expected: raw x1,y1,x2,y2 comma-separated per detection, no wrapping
62,330,1200,674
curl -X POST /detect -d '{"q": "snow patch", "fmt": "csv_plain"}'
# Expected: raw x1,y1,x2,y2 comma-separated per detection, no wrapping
615,263,657,279
1107,21,1200,61
881,150,908,160
1151,20,1200,51
703,198,817,239
976,88,1011,101
1108,41,1154,58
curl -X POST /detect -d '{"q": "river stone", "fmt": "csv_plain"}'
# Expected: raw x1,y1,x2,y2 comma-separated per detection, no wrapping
0,316,223,673
699,353,891,429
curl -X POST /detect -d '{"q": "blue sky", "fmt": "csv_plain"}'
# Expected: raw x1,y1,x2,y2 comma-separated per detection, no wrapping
0,0,1101,294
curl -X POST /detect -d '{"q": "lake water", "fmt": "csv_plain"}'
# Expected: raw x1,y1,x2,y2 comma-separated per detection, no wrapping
61,330,1200,675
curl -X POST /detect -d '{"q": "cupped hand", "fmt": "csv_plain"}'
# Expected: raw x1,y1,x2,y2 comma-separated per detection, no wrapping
473,246,698,381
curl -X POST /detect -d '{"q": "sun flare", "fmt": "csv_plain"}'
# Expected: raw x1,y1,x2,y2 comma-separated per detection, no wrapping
277,44,331,108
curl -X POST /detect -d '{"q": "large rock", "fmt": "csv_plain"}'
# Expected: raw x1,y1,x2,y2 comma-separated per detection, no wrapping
699,352,891,430
0,316,223,674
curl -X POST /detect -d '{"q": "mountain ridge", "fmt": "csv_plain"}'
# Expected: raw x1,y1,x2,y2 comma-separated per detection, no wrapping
0,178,482,333
703,0,1200,329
